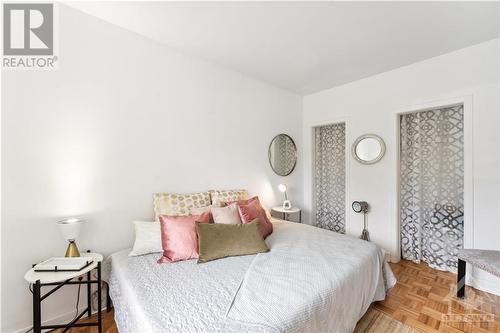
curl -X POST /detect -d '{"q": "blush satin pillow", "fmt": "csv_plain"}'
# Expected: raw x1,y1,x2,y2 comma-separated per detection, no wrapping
158,212,211,263
229,196,273,220
237,200,273,238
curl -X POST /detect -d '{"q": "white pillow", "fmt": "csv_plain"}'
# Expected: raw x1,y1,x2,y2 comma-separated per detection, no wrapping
129,221,162,257
211,203,242,224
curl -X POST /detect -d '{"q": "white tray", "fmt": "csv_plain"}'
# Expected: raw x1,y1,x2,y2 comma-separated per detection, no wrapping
34,257,94,272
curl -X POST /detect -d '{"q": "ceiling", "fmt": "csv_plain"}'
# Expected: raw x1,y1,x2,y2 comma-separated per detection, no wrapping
67,1,499,95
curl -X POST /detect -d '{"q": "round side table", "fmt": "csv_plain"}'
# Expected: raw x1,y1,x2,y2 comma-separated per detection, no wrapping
271,206,301,223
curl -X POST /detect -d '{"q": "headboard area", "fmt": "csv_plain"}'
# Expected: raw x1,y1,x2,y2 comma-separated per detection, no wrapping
153,189,249,220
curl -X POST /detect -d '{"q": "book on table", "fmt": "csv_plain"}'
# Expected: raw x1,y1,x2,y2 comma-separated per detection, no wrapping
34,257,93,272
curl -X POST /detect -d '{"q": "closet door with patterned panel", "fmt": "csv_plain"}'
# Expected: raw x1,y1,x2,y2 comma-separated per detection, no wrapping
400,105,464,272
314,123,346,233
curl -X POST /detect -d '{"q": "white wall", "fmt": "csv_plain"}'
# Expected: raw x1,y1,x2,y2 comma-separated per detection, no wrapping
303,39,500,295
1,5,302,332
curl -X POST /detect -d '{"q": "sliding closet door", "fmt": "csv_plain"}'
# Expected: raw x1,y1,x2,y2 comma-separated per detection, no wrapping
400,105,464,272
314,123,346,233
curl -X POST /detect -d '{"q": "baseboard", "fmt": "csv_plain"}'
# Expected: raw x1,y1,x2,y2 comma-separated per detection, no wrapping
9,306,109,333
467,267,500,296
388,254,400,263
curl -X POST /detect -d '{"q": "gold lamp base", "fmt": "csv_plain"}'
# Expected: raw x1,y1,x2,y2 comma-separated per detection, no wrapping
65,240,81,257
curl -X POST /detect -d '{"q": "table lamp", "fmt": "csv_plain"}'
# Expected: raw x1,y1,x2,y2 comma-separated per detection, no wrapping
278,184,292,210
56,217,85,257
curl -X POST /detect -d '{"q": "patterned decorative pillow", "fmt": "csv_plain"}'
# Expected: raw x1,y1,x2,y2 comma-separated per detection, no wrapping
209,189,249,206
223,196,259,207
153,192,211,221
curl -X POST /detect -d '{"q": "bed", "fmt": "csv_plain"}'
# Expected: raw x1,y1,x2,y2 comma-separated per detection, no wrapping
104,220,396,333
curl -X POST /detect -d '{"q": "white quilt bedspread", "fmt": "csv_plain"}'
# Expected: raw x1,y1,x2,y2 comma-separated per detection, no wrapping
226,222,396,333
104,249,266,333
104,221,395,333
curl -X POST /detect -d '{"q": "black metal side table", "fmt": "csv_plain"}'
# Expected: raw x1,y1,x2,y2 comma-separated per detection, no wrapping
24,252,103,333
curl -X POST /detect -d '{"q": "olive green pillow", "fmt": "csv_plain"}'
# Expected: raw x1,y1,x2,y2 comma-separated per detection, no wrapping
196,219,269,263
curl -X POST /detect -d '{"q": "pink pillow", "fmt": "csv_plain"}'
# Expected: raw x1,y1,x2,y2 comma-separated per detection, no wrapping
238,200,273,238
158,212,211,263
211,203,242,224
190,205,218,222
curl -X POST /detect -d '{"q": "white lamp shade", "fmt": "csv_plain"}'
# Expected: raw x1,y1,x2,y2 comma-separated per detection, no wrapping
278,184,287,193
57,218,84,241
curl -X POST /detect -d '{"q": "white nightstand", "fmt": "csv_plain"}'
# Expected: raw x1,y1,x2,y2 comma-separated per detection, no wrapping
271,206,301,223
24,252,104,333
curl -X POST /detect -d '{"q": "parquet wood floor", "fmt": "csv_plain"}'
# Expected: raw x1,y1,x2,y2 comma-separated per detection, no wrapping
56,260,499,333
374,260,500,333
